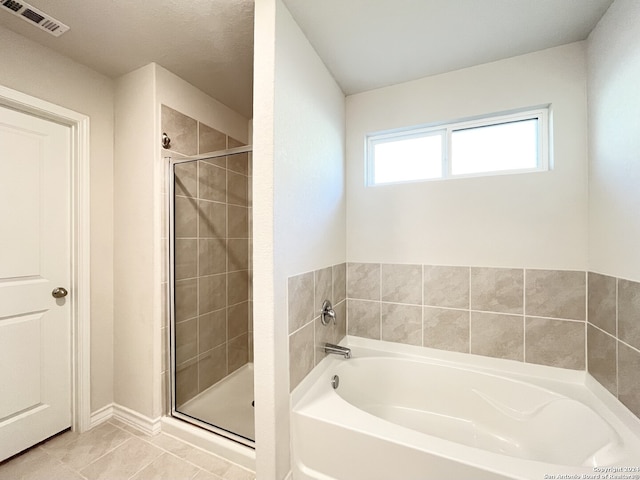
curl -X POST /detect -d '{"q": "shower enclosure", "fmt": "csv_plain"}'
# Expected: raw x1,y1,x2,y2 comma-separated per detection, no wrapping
168,146,254,447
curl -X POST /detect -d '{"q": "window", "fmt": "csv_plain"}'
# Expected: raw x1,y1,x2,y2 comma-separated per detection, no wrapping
366,107,549,186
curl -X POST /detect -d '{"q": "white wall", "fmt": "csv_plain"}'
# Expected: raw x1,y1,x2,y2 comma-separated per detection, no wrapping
253,0,346,477
113,64,157,419
0,25,115,414
346,42,588,270
587,0,640,281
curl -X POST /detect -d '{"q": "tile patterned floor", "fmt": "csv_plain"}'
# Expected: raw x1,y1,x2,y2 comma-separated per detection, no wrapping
0,420,255,480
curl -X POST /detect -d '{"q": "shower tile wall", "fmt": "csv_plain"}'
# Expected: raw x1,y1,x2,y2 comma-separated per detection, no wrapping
287,263,640,420
162,105,252,407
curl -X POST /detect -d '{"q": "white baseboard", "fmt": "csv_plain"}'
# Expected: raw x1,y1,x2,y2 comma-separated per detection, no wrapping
113,404,162,436
89,403,114,428
89,403,161,436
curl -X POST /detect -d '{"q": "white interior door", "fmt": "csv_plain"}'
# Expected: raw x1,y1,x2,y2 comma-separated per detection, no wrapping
0,105,71,461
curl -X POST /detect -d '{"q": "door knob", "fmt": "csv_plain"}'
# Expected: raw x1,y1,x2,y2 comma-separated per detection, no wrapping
52,287,68,298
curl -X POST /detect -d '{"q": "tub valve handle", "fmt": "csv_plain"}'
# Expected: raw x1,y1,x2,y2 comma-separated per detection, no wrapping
321,299,336,326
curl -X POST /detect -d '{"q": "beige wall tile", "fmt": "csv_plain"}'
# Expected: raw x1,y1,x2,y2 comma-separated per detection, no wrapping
525,318,585,369
228,239,249,272
315,266,333,315
175,239,197,280
228,301,249,339
198,345,226,392
198,123,227,156
198,309,226,353
174,162,197,198
198,238,226,276
288,271,315,333
198,200,227,238
588,272,617,335
381,303,422,346
228,333,249,373
227,171,248,207
198,162,226,203
174,196,197,238
333,263,347,303
382,264,422,305
347,299,380,339
162,105,197,156
176,318,198,365
228,136,246,148
175,279,197,322
228,205,249,238
228,152,249,175
424,266,469,309
228,270,249,306
334,300,347,342
289,322,314,391
470,268,523,314
470,312,523,361
525,269,586,320
198,274,226,315
175,358,198,406
587,324,617,396
423,307,469,353
618,342,640,418
347,263,380,301
618,279,640,350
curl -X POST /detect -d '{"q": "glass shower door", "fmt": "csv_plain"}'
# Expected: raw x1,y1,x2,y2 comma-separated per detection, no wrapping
169,147,254,447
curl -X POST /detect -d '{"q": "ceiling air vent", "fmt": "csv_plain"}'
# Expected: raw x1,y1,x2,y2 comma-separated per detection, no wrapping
1,0,69,37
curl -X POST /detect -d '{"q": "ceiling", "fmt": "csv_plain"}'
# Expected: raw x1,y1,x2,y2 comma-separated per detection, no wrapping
0,0,255,118
1,0,614,119
282,0,614,95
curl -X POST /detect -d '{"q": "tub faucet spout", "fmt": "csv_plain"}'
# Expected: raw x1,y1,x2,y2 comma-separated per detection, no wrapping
324,343,351,359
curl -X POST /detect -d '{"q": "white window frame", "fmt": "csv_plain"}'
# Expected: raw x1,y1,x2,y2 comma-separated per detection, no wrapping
366,106,550,186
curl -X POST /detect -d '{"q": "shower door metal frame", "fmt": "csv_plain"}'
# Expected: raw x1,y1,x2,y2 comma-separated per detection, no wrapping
166,146,254,449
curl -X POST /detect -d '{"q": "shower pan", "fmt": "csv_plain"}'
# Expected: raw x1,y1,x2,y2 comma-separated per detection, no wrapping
167,146,254,448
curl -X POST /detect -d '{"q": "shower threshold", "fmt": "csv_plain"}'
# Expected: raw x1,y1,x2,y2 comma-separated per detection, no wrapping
178,363,255,442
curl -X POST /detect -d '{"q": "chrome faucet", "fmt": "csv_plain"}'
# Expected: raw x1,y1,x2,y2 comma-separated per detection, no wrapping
321,300,336,326
324,343,351,359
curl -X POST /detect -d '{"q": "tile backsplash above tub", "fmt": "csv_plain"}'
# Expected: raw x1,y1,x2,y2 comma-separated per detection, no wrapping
288,263,346,390
587,273,640,418
346,264,586,369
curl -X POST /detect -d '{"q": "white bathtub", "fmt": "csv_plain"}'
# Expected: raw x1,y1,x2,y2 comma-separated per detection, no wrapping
291,337,640,480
